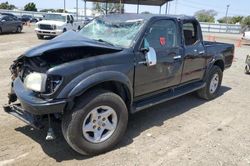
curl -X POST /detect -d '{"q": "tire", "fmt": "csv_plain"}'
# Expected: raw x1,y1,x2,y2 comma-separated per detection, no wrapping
0,27,2,34
16,26,22,33
63,28,67,33
197,65,223,100
62,89,128,155
37,34,44,39
245,65,250,74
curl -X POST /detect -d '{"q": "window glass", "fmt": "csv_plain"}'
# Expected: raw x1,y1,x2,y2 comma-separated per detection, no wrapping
143,20,178,50
183,22,198,46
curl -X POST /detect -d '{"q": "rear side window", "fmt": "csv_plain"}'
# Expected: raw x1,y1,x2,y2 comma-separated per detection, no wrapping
183,22,198,46
143,20,178,50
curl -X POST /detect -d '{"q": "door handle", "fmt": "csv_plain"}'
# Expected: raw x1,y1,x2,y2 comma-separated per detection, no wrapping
173,55,182,60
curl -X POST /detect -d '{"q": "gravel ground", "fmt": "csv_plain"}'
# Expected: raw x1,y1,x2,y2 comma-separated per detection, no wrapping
0,26,250,166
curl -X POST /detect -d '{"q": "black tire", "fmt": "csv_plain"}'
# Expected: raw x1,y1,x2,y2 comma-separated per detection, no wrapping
62,89,128,155
63,28,67,33
16,26,22,33
245,65,250,74
37,34,44,39
0,27,2,34
197,65,223,100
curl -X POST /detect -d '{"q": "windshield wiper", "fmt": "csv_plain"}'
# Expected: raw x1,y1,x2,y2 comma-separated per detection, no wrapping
96,39,115,47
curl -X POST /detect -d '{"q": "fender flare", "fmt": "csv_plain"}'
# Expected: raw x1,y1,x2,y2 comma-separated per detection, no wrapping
67,71,133,102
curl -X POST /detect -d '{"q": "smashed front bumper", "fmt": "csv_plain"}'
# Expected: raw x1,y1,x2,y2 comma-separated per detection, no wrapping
3,77,66,128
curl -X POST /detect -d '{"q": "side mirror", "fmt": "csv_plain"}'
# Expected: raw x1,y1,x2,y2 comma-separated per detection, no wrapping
145,47,157,66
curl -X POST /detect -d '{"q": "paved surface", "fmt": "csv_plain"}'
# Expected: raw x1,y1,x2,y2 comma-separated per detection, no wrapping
0,26,250,166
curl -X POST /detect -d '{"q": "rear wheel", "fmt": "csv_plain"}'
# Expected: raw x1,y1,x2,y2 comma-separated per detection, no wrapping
245,65,250,74
16,26,22,33
37,34,44,39
62,89,128,155
197,66,223,100
0,27,2,34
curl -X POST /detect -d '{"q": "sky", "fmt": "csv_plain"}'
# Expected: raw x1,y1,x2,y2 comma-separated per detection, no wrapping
2,0,250,19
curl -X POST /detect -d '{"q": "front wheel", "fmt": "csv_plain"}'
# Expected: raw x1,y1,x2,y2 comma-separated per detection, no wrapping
245,65,250,74
62,90,128,155
37,34,44,39
197,66,223,100
16,26,22,33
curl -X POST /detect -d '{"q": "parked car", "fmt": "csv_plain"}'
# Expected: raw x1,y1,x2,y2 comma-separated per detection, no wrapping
4,14,234,155
242,31,250,40
35,13,84,39
21,15,38,23
0,12,18,20
245,55,250,74
0,15,23,34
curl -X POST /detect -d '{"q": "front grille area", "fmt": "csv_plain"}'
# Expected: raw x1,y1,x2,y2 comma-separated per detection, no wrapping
39,24,55,30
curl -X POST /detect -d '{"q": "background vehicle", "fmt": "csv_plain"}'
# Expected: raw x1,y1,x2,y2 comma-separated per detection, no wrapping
5,14,234,155
0,14,23,34
21,15,38,24
0,12,18,20
35,13,84,39
242,31,250,40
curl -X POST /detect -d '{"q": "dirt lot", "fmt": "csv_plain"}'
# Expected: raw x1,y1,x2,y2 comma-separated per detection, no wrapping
0,26,250,166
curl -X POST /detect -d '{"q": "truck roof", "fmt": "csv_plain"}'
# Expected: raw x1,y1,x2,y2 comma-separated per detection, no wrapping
98,13,196,23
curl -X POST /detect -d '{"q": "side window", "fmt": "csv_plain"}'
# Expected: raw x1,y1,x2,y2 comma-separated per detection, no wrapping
183,22,198,46
4,16,11,21
143,20,178,50
70,15,74,22
67,15,70,22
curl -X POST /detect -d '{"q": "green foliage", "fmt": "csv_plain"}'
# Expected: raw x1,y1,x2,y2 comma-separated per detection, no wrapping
56,9,67,13
194,9,217,23
0,1,16,10
218,16,244,24
24,2,37,11
93,2,124,15
141,11,151,14
242,16,250,26
40,9,56,12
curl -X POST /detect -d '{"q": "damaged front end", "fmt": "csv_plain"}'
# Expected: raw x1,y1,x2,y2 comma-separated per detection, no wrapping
4,31,123,139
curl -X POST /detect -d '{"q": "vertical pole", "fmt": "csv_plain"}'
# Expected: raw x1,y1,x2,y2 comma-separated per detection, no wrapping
137,0,139,14
165,2,168,14
225,4,230,32
84,0,86,17
64,0,66,13
76,0,78,20
168,2,171,14
159,5,161,14
105,0,108,15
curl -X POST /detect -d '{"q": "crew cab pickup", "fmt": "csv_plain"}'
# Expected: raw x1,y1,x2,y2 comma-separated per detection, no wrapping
4,14,234,155
35,13,83,39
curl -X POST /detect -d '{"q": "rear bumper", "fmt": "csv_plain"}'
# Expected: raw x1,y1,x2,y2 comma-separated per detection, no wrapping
35,28,63,36
13,77,66,115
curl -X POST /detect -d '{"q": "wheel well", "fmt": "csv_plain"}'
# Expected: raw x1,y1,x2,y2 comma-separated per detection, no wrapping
74,81,132,112
214,60,224,71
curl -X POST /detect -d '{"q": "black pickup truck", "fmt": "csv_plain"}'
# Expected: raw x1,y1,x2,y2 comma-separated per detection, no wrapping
4,14,234,155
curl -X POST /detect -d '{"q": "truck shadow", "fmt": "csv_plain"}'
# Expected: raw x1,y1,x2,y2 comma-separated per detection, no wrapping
15,86,231,162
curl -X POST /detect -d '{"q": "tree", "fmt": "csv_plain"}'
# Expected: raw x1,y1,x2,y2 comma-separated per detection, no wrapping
194,9,217,23
0,1,16,10
40,9,56,12
141,11,151,14
56,9,67,13
93,2,124,15
24,2,37,11
218,16,244,24
242,16,250,26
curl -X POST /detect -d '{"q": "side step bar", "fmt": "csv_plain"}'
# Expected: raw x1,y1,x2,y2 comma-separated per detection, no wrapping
134,82,206,113
3,104,44,129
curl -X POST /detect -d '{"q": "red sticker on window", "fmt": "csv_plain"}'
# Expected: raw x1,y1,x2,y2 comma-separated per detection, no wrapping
160,37,166,46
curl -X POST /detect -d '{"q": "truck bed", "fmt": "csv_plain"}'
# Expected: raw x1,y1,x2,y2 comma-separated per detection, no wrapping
204,41,234,69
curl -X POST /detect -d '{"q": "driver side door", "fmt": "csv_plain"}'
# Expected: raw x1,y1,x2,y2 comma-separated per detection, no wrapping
134,19,184,97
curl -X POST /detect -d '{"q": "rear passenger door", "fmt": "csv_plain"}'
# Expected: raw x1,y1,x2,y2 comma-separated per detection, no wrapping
181,20,206,83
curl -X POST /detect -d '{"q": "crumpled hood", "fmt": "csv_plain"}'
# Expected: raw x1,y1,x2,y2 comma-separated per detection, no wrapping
24,31,122,57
